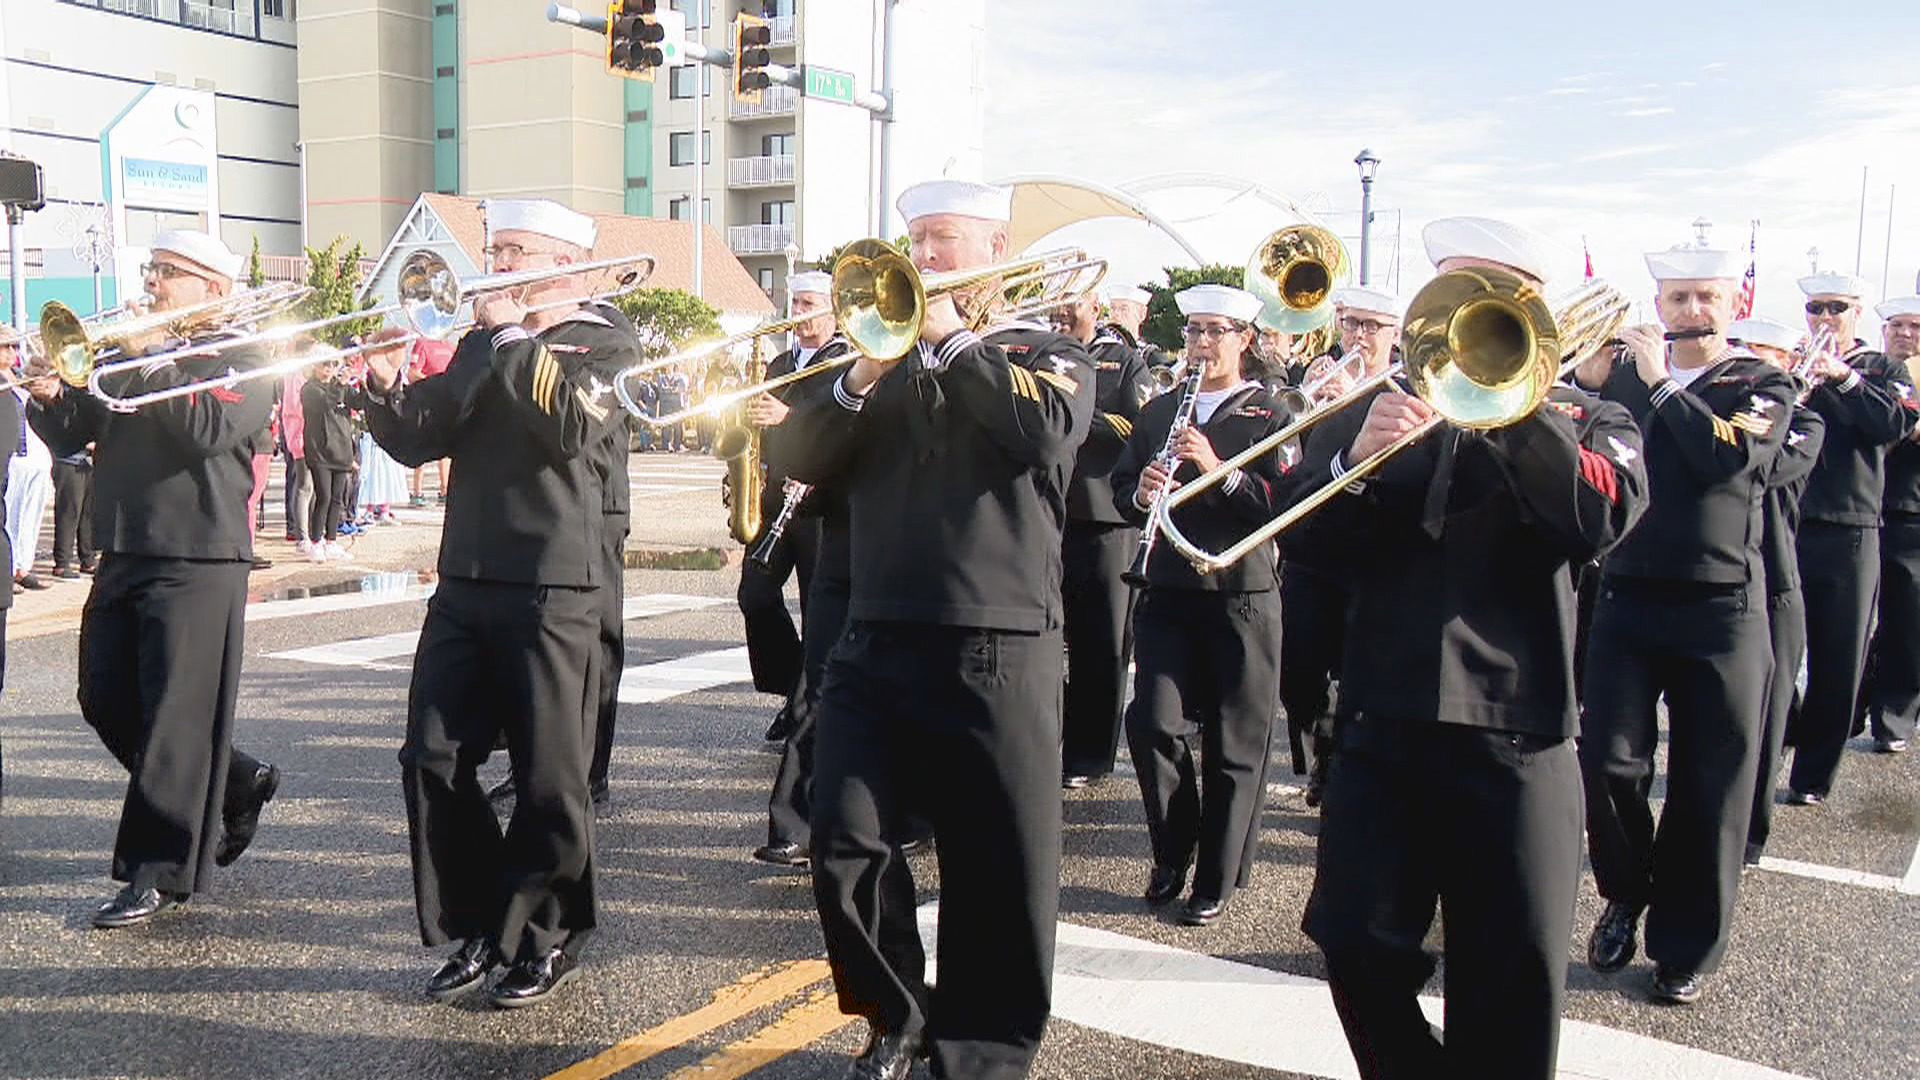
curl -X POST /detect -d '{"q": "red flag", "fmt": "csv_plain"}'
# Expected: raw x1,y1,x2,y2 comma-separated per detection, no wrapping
1583,237,1594,280
1736,221,1758,319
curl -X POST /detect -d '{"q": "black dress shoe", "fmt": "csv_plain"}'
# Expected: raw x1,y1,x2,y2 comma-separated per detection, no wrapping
752,841,811,868
51,566,79,580
1650,966,1702,1005
1144,865,1186,905
1587,900,1641,973
847,1026,924,1080
215,762,280,867
489,947,580,1009
1875,735,1910,754
1179,894,1226,926
92,885,186,929
1061,773,1093,790
426,937,498,1001
763,705,796,743
487,773,516,802
1785,788,1823,806
897,835,933,857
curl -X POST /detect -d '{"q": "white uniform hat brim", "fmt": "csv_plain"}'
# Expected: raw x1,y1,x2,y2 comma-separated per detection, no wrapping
1875,295,1920,320
486,198,598,250
1644,247,1743,282
1104,286,1151,306
1175,284,1263,323
1329,285,1402,321
149,229,244,283
895,179,1012,224
1423,216,1557,282
787,271,832,297
1799,272,1869,299
1728,317,1802,352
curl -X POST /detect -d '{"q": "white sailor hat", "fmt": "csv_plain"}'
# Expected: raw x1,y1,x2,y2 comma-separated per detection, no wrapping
1798,272,1869,299
1329,285,1402,321
1423,216,1557,282
895,179,1012,224
1104,285,1151,306
1644,244,1743,281
1876,295,1920,320
787,270,832,296
149,229,244,283
1175,284,1263,323
486,198,598,250
1728,317,1802,352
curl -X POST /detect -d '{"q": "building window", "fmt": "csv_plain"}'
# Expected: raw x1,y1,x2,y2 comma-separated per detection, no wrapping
669,65,696,100
670,0,709,29
263,0,290,16
667,197,711,223
668,131,711,167
761,133,794,157
761,200,794,226
57,0,267,41
757,267,775,295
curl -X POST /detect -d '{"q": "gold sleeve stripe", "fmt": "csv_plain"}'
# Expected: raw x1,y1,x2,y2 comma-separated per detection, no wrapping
532,349,561,415
1729,411,1774,437
1009,366,1039,402
1710,416,1737,445
574,386,610,423
1104,415,1133,437
1034,369,1078,394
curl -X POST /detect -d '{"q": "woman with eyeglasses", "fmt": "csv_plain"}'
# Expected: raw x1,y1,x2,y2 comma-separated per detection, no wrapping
1110,283,1290,927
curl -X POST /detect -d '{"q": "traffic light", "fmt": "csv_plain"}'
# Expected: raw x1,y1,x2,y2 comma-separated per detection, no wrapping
732,13,772,103
606,0,666,80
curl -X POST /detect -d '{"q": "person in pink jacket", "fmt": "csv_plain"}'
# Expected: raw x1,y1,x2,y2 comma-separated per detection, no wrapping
280,355,311,546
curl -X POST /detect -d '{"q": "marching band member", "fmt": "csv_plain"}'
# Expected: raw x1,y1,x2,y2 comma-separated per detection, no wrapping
359,199,637,1008
753,270,856,867
1725,317,1826,864
1296,218,1646,1077
1576,240,1795,1005
1280,285,1400,804
1110,284,1288,926
1861,295,1920,754
1051,291,1154,789
1102,284,1171,371
783,178,1092,1080
1785,272,1907,803
24,230,281,927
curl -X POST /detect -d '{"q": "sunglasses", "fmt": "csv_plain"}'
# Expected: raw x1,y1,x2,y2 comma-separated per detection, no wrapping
1805,301,1854,316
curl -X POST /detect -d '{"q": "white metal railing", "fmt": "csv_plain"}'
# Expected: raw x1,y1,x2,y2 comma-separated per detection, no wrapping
769,14,796,45
180,0,254,36
256,254,380,284
727,224,795,256
726,155,796,188
100,0,166,16
729,85,798,120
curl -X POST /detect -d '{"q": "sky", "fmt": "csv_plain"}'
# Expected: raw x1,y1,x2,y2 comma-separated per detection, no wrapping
978,0,1920,337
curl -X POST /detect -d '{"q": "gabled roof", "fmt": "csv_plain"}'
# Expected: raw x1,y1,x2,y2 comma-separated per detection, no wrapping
361,194,775,319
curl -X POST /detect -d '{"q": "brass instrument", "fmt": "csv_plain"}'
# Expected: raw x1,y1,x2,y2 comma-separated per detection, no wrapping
1147,363,1182,395
1279,348,1367,417
38,282,311,389
1153,270,1631,574
65,250,654,411
1246,224,1349,333
718,334,768,545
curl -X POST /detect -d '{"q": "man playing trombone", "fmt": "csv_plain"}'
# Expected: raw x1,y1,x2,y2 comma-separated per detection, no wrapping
1294,218,1647,1076
357,199,638,1008
783,178,1093,1080
22,230,281,927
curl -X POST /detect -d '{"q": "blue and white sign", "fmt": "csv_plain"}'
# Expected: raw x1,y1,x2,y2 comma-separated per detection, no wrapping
121,158,209,208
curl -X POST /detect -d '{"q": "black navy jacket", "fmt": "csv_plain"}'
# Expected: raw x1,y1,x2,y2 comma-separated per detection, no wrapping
1592,352,1796,586
1761,403,1826,596
1286,385,1648,737
783,321,1095,633
0,393,17,609
1069,329,1154,526
30,343,272,563
1882,360,1920,515
1798,343,1907,527
364,304,637,587
1109,382,1290,593
760,336,853,522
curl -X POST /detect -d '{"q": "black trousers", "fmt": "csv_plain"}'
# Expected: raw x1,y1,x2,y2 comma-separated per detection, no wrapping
51,461,95,569
767,528,851,848
306,462,350,542
810,622,1062,1080
1580,582,1767,974
738,516,819,696
399,576,601,964
1864,514,1920,743
1060,521,1137,778
589,516,629,792
1747,590,1803,859
1279,563,1346,775
282,448,310,540
1305,715,1582,1080
1790,522,1880,795
1125,588,1279,903
78,555,259,895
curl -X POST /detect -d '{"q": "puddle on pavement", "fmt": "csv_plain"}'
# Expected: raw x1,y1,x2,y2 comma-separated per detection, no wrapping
249,569,438,604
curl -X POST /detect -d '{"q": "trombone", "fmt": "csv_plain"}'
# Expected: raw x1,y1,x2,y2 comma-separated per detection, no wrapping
616,242,1107,428
38,282,313,389
1150,269,1631,575
68,249,655,411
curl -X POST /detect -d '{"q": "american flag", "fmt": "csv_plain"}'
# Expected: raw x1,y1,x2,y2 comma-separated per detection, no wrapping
1735,221,1758,319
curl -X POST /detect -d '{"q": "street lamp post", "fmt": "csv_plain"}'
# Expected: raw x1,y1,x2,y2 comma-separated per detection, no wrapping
783,240,799,309
1354,148,1380,287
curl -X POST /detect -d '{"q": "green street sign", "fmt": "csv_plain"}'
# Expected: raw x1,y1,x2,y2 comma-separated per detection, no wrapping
804,65,855,104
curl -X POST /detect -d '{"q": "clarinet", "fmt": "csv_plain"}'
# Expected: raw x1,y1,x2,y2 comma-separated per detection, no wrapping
1122,360,1207,587
748,479,812,567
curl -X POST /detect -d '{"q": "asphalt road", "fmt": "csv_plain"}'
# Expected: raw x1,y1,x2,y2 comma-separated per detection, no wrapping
1,452,1915,1080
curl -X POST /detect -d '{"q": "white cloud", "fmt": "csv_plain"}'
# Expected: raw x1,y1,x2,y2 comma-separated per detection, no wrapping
1617,106,1677,117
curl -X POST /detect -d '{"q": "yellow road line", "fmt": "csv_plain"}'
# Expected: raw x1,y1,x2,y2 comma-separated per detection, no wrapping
543,960,832,1080
660,987,860,1080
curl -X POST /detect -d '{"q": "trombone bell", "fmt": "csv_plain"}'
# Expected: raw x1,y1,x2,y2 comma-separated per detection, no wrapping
832,239,925,361
38,303,93,388
1401,268,1557,430
397,251,463,342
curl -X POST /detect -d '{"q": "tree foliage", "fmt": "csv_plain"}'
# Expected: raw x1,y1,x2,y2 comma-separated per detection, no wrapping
1143,264,1245,353
811,236,910,275
612,288,724,359
246,235,265,289
298,236,383,346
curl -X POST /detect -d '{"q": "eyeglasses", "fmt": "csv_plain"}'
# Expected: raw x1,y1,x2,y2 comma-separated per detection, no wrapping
482,243,547,263
1339,316,1395,335
1806,301,1854,316
139,261,197,281
1183,323,1242,341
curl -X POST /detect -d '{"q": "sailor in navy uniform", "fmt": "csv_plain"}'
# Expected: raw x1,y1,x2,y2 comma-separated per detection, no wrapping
783,179,1092,1080
1860,295,1920,755
1103,284,1172,372
1576,240,1796,1006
